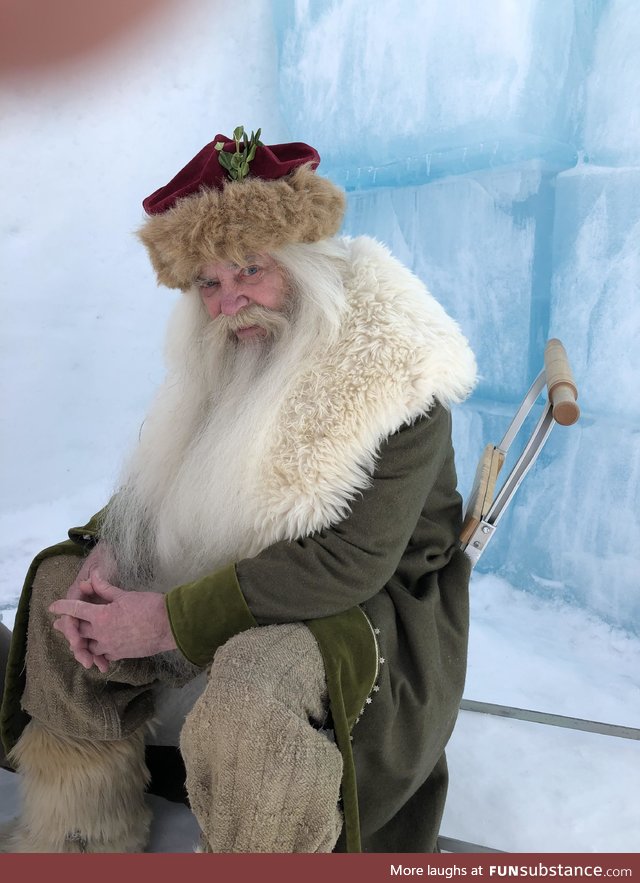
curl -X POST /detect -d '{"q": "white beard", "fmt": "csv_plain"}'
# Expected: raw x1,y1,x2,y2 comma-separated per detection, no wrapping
96,235,477,745
102,289,333,592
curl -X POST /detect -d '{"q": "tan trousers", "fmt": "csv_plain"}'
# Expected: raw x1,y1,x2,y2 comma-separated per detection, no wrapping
183,624,343,852
6,554,343,853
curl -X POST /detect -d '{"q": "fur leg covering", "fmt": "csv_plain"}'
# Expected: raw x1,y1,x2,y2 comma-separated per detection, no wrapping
0,720,151,853
181,623,343,853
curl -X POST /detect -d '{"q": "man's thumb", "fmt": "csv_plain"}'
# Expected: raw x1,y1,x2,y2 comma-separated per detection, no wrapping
89,570,122,600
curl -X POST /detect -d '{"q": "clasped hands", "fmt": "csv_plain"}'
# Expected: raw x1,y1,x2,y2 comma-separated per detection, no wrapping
49,560,177,673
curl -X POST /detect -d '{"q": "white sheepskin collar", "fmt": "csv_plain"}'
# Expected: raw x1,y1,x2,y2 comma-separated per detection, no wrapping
253,235,477,544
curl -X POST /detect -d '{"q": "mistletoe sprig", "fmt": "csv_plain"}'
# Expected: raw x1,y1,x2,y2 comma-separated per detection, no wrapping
215,125,264,181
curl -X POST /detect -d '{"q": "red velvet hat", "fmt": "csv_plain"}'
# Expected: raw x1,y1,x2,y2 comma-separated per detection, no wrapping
143,134,321,215
138,127,345,290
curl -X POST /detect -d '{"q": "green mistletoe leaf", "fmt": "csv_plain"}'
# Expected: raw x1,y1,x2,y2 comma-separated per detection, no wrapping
216,125,264,182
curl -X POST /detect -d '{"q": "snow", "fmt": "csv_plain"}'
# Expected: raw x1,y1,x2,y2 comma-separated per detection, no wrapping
443,574,640,852
1,0,639,857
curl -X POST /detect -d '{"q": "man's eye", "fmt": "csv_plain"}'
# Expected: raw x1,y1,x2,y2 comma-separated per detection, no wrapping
197,279,219,289
242,265,260,277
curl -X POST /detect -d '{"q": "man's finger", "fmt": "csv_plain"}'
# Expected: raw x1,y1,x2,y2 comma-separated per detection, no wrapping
77,620,95,639
53,618,94,655
89,571,122,601
92,655,110,674
73,648,97,669
53,615,82,642
70,643,109,672
87,639,108,657
53,617,76,645
66,583,89,601
48,599,96,620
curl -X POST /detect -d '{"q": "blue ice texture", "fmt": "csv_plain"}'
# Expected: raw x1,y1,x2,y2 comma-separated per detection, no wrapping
273,0,640,631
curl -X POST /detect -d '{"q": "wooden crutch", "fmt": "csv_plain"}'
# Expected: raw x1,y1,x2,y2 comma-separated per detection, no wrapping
460,338,580,567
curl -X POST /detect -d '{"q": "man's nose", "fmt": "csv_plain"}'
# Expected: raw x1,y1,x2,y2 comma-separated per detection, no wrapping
219,286,250,316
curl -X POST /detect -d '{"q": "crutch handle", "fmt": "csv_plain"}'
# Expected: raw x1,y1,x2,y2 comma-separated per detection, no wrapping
544,339,580,426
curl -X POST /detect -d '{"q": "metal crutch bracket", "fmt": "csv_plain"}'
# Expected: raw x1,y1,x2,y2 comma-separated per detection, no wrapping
460,339,579,568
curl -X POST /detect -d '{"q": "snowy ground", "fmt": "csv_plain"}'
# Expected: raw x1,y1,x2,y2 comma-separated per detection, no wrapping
2,518,638,853
444,573,640,852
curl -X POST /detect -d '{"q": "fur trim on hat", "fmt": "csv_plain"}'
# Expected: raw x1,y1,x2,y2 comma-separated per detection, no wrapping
138,164,346,290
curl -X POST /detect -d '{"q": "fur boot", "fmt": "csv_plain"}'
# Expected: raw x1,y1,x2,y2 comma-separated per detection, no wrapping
0,720,151,853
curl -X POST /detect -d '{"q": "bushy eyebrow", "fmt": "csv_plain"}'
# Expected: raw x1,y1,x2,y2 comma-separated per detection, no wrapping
218,257,263,272
196,255,271,282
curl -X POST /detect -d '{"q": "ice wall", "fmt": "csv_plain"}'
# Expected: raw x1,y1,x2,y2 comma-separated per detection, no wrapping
275,0,640,631
275,0,595,170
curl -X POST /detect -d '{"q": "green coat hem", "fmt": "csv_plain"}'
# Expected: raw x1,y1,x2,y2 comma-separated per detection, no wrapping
0,539,87,756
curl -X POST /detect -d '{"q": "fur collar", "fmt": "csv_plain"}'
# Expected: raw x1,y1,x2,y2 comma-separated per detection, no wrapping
253,235,477,544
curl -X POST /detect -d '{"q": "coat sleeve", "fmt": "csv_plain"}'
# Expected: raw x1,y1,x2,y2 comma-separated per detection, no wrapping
165,403,463,666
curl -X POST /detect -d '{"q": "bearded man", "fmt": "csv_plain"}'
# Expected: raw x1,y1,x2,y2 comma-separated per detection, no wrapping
0,129,476,853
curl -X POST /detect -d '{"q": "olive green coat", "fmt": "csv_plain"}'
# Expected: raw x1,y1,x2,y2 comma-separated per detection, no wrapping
1,405,469,852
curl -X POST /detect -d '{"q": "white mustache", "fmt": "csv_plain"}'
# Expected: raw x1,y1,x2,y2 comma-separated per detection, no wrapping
216,304,291,338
